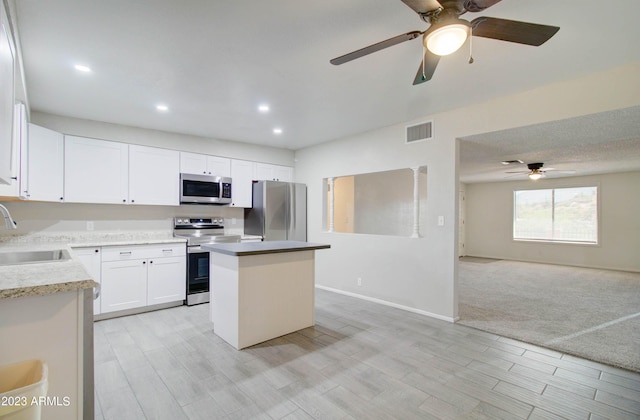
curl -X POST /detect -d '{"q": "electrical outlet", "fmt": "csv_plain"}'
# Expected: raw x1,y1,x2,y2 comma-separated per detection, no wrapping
86,221,94,231
357,277,362,287
437,216,445,226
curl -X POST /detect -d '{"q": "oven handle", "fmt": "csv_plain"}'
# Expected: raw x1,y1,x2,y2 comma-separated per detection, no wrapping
187,246,205,254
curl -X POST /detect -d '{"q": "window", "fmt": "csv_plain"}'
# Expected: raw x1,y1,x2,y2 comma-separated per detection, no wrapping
513,186,598,243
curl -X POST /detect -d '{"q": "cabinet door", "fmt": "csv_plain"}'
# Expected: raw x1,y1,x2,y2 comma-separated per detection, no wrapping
179,151,207,175
230,159,254,207
27,123,64,202
65,136,129,204
129,145,179,205
147,256,185,305
206,156,231,177
73,247,102,315
274,165,293,182
0,1,15,185
101,259,148,313
254,163,293,182
254,162,274,181
0,103,25,197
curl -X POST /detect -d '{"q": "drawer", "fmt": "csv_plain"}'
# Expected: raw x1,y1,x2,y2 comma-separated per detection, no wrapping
101,243,186,262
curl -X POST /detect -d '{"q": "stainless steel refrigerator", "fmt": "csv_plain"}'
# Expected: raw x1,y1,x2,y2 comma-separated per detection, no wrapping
244,181,307,241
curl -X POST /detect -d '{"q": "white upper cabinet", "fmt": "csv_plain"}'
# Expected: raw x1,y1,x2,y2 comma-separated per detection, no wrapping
230,159,254,208
65,135,129,204
0,1,15,185
27,123,64,202
0,103,26,197
254,162,293,182
129,144,179,206
180,152,231,177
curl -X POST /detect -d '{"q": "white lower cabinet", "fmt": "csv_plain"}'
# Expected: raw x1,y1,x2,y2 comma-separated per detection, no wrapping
99,243,186,315
147,256,186,305
101,258,148,313
72,247,102,315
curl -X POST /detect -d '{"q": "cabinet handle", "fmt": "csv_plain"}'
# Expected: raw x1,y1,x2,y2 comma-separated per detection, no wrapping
131,199,135,203
150,260,153,264
94,249,99,253
119,251,132,255
143,261,146,264
162,249,172,252
60,197,64,200
123,199,126,203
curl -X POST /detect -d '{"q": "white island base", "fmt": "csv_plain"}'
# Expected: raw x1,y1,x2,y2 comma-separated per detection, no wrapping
205,241,329,350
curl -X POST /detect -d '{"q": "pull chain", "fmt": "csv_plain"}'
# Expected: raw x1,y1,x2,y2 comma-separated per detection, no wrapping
422,44,427,80
468,26,474,64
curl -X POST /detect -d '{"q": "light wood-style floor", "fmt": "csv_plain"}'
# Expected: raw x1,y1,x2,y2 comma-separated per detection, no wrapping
94,289,640,419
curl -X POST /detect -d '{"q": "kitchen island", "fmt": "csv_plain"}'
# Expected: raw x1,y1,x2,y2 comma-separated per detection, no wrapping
202,240,330,349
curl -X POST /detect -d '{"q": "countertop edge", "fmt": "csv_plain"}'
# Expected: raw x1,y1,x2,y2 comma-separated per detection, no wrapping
203,241,331,257
0,279,99,300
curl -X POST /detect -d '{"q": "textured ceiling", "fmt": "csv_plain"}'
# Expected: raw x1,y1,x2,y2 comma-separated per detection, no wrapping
460,106,640,183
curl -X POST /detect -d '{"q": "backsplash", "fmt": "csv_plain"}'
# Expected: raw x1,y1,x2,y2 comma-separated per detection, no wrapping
0,201,245,237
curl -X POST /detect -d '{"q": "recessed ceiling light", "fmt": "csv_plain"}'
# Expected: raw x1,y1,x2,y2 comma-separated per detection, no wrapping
156,104,169,112
258,104,270,113
273,128,283,135
74,64,91,73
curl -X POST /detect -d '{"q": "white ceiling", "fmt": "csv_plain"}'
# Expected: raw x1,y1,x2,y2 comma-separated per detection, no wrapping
12,0,640,180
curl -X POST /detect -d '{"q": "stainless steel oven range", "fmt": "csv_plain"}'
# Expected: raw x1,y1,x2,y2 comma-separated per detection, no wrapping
173,217,240,306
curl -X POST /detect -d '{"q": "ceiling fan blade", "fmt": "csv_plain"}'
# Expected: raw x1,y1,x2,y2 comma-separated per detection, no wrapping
470,17,560,46
463,0,502,12
400,0,442,15
505,171,529,174
330,31,423,65
413,48,440,85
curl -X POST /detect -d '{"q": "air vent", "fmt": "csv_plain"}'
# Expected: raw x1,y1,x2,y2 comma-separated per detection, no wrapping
406,121,433,144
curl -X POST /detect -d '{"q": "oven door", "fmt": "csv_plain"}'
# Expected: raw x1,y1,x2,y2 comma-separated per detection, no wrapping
186,246,210,305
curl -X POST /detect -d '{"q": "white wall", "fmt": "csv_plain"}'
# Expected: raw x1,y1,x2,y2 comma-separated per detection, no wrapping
31,111,295,166
465,171,640,272
294,62,640,321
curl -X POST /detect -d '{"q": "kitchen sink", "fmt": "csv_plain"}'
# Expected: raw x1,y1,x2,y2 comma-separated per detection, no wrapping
0,249,71,265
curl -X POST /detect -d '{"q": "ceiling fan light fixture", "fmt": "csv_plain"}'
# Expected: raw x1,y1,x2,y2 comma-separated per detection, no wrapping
528,170,543,181
424,21,470,56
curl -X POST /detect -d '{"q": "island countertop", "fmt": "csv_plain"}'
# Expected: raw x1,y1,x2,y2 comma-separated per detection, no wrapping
202,240,330,256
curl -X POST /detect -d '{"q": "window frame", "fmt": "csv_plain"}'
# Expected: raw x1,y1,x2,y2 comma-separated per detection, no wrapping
512,185,600,245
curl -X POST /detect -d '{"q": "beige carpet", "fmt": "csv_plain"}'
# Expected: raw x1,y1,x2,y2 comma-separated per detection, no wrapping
458,258,640,372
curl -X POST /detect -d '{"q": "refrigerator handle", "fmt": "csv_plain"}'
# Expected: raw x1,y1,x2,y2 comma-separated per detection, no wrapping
288,186,295,239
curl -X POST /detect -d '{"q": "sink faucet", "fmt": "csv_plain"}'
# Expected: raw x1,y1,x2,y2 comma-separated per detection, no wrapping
0,204,17,229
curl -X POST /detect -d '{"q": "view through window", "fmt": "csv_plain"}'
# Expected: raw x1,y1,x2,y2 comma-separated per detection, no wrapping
324,167,427,237
513,186,598,243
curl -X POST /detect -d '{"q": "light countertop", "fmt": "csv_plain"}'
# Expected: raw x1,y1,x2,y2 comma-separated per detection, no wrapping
0,231,187,300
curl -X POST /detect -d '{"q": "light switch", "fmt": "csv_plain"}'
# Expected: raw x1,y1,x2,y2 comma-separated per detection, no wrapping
437,216,445,226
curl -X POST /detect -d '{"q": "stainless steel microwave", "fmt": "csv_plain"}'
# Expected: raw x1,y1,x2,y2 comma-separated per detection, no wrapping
180,173,232,204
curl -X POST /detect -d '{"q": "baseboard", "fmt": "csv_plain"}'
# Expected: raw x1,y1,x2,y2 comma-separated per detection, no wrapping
464,254,639,273
94,300,184,321
315,285,458,323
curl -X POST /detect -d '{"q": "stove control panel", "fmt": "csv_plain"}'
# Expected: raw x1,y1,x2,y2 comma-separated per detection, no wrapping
174,217,224,228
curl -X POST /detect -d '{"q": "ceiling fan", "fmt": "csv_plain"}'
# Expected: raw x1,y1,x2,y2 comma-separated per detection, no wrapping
330,0,560,85
506,162,575,180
